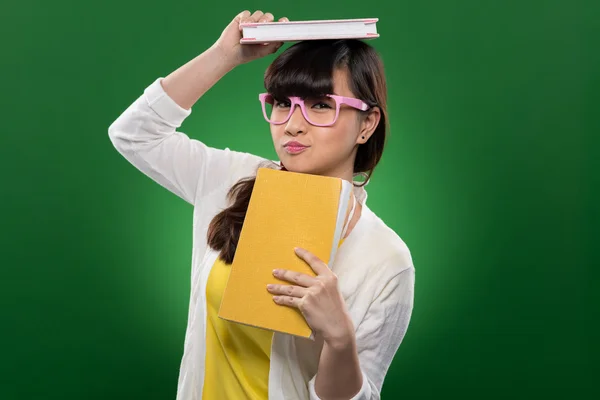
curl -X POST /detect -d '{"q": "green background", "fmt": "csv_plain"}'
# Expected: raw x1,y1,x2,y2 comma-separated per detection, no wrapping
1,0,597,399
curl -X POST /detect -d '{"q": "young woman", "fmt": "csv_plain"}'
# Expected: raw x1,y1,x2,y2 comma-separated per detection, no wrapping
108,10,415,400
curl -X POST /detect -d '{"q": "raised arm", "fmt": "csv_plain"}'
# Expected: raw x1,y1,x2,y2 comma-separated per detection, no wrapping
108,10,287,204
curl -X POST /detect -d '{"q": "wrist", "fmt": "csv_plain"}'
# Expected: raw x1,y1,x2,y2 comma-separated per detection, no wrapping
209,42,239,71
323,316,356,352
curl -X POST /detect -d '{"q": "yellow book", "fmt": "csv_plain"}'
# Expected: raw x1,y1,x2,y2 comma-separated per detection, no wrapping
218,167,354,339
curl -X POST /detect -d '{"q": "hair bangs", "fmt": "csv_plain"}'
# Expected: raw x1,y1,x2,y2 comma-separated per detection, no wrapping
264,42,343,99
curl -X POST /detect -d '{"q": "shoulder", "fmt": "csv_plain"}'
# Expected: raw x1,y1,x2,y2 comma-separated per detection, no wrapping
209,145,280,185
335,204,415,306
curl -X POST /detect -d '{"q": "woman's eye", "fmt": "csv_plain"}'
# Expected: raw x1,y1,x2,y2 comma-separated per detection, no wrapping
275,100,290,108
313,102,333,109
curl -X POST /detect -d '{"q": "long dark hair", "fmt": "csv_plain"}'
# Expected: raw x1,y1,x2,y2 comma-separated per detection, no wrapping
207,39,389,264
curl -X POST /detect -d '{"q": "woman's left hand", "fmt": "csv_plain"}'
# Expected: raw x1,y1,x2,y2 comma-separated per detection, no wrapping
267,247,355,346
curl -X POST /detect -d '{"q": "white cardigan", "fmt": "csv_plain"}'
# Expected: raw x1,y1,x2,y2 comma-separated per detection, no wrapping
108,78,416,400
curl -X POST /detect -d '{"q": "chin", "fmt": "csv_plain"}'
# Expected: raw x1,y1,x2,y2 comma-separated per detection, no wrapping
280,157,317,174
286,163,326,176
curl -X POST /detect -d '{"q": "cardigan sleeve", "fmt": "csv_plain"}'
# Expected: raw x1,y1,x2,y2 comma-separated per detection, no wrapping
108,77,265,205
308,265,415,400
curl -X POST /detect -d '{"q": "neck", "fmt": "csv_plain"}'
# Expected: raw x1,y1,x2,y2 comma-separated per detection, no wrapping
319,162,356,185
280,164,356,185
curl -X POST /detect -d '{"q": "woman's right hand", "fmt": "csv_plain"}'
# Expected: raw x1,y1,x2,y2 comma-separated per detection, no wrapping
214,10,288,67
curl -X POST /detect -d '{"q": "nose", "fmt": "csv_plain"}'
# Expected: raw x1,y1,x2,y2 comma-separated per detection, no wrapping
284,105,307,136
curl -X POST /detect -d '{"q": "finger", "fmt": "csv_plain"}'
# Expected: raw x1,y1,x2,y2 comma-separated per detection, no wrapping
267,283,308,298
236,10,251,24
237,10,251,20
273,295,302,309
250,10,265,22
278,17,289,22
259,12,274,23
294,247,329,275
237,10,252,31
273,268,317,287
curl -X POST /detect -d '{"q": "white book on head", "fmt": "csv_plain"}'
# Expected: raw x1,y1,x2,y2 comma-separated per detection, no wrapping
240,18,379,43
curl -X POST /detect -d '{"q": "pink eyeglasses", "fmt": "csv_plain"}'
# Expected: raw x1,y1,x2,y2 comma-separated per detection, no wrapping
259,93,371,127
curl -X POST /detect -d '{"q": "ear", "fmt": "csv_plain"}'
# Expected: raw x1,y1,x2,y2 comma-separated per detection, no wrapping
356,107,381,145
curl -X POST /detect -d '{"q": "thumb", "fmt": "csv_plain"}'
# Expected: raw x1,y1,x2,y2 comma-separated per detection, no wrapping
257,42,283,57
266,41,284,52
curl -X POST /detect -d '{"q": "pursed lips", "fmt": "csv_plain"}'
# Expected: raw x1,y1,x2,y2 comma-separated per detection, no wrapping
283,141,310,154
283,141,309,149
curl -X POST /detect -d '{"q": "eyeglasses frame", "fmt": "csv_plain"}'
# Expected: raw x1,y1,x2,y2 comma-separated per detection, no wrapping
258,93,371,127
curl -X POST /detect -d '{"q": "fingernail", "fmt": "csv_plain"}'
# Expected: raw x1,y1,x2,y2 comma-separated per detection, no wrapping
266,284,274,289
272,269,279,275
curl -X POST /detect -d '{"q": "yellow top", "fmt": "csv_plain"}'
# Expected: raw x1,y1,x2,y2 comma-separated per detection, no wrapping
203,255,273,400
202,238,345,399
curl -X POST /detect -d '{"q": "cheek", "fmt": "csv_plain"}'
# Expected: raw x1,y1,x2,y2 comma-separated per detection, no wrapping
270,126,283,142
320,123,357,150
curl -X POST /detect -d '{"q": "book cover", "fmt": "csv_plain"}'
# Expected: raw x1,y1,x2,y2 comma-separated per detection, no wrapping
217,167,353,338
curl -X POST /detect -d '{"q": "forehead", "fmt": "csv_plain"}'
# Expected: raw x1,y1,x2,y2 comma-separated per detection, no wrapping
332,68,354,97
